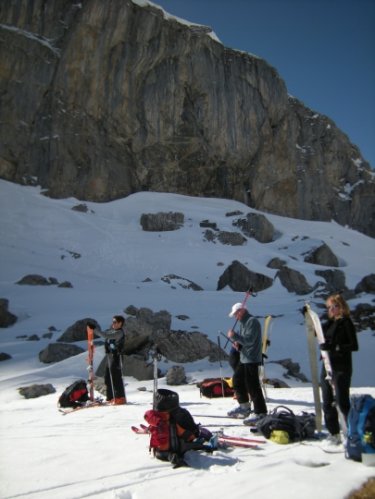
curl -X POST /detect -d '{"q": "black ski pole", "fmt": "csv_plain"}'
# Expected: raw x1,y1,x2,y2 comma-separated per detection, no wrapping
217,334,225,397
151,345,161,410
106,353,115,401
220,331,235,346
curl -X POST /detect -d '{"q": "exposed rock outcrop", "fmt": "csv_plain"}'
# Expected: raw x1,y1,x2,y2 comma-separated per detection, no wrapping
355,274,375,294
217,260,273,292
140,212,184,231
275,266,314,295
0,298,17,328
315,269,347,294
18,384,56,399
16,274,73,288
304,243,341,267
39,343,84,363
233,213,276,243
57,318,100,342
0,0,373,236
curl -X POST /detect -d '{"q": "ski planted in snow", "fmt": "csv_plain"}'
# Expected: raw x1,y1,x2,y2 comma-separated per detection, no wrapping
304,304,347,434
87,325,95,402
304,304,323,432
260,315,272,400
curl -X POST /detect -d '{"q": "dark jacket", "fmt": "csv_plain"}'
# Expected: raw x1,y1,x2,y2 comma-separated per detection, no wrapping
231,311,262,364
322,317,358,373
94,326,125,354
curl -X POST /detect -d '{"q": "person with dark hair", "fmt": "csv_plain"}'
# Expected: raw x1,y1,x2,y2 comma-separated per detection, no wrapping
226,303,267,423
320,294,358,448
87,315,126,405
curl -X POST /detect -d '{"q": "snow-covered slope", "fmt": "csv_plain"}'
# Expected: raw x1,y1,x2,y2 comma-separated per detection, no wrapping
0,179,374,499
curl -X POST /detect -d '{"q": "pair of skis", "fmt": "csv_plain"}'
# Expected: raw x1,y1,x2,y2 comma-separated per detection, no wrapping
131,424,265,449
59,399,109,415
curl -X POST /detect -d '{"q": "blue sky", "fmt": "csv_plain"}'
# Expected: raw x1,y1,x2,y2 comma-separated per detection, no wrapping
154,0,375,168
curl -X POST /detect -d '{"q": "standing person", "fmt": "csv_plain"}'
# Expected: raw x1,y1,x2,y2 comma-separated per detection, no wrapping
87,315,126,405
320,294,358,447
226,303,267,423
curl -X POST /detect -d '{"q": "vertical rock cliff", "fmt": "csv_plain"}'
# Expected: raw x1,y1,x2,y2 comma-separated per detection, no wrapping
0,0,373,236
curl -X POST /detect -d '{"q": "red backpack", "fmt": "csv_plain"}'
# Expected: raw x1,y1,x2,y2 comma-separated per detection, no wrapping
58,380,89,408
144,409,195,453
198,377,234,398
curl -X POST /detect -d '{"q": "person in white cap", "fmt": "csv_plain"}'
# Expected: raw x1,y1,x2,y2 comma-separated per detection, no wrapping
226,303,267,423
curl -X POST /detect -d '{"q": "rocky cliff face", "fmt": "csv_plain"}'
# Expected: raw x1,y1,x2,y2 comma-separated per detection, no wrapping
0,0,374,236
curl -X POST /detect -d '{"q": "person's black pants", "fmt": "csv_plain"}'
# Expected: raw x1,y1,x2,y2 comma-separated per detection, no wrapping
105,354,125,400
320,366,351,435
232,362,267,414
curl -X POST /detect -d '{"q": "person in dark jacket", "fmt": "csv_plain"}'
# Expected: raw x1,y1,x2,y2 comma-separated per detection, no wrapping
320,294,358,446
87,315,126,405
226,302,267,423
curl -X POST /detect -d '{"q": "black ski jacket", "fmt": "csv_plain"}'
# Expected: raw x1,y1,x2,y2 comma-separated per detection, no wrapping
94,326,125,354
322,317,358,374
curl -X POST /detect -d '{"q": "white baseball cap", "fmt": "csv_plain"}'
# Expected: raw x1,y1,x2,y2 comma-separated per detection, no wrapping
228,302,245,318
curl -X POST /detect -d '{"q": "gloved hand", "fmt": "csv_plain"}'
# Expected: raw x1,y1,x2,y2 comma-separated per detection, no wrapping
319,342,331,351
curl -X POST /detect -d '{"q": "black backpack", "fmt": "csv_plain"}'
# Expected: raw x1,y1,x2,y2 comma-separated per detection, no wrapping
58,380,89,408
256,406,316,442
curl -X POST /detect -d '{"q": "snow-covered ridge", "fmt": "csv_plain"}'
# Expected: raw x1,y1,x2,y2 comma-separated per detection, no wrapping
132,0,221,43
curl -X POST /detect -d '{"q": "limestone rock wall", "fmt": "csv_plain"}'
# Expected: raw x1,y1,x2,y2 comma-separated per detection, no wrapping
0,0,373,236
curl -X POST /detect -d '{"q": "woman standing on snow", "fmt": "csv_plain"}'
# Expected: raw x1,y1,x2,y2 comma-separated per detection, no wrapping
320,294,358,447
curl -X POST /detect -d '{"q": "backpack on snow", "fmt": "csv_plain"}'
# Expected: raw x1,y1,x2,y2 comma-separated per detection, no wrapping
58,379,89,408
346,394,375,462
256,405,316,442
197,377,234,398
144,389,212,466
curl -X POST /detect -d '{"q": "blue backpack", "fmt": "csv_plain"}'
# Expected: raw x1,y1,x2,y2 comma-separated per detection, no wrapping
346,394,375,462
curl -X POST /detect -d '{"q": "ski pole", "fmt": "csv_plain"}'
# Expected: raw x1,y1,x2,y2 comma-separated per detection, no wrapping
106,353,115,401
86,326,95,402
151,345,161,410
217,334,225,397
220,331,235,347
224,287,254,349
